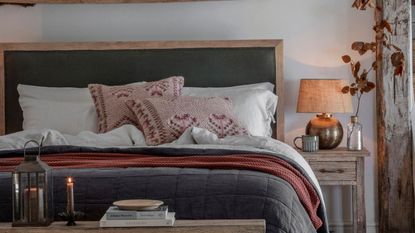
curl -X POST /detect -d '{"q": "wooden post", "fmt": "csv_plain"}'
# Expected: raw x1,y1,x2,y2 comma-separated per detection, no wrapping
376,0,414,232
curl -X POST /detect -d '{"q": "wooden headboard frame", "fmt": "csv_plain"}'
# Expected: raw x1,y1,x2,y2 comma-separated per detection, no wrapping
0,40,284,141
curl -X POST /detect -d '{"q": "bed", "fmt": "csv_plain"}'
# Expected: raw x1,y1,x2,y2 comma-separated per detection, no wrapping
0,40,328,233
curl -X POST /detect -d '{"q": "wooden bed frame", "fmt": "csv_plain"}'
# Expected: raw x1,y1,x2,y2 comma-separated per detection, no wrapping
0,40,284,141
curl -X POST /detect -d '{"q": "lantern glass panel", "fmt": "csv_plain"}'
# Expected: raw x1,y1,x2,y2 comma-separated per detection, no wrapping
36,172,46,221
20,172,29,222
12,172,20,222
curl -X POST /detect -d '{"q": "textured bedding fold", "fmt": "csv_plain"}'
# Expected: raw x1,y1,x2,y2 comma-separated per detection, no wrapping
0,146,328,233
0,152,321,229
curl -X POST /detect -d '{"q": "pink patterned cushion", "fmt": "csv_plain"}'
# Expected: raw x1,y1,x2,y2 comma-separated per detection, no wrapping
89,76,184,133
126,96,247,146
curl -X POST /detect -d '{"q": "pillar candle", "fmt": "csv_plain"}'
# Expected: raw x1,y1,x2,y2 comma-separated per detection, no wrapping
24,187,44,222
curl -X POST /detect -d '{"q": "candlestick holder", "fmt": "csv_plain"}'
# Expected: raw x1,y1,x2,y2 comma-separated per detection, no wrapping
58,211,85,226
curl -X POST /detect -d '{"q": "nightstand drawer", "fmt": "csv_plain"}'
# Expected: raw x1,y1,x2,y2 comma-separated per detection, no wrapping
309,161,357,181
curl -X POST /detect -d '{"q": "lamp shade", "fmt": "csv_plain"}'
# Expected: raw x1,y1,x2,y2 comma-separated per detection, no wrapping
296,79,353,113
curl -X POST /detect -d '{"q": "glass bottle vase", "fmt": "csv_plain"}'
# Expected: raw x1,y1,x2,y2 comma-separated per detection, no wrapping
347,116,363,150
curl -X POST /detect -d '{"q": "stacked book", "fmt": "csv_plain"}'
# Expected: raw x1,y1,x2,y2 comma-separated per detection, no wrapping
100,205,175,227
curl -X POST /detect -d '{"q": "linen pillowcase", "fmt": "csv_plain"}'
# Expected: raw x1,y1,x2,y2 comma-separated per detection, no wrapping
126,96,247,146
89,76,184,133
18,84,99,135
18,82,146,135
182,86,278,137
182,82,274,93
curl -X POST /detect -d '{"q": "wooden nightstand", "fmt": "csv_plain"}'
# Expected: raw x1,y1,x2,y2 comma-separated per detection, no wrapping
298,147,370,233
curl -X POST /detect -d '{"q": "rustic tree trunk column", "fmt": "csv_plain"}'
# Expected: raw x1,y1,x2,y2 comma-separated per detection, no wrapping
376,0,414,232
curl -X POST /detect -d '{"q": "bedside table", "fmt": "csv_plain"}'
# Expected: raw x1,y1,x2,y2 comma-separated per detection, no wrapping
298,147,370,233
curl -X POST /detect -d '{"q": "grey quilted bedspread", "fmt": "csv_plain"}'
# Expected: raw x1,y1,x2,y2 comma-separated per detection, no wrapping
0,147,328,233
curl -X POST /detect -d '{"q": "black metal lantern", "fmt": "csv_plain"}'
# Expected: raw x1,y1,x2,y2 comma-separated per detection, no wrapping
12,139,53,227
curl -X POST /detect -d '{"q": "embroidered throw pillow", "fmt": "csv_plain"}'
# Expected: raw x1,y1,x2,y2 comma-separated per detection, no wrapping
89,76,184,133
126,96,247,146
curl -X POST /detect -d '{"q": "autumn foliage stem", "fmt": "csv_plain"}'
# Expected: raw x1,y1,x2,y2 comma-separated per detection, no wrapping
355,93,362,117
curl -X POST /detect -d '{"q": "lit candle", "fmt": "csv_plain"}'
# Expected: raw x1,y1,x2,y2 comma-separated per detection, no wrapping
24,187,44,222
66,177,74,216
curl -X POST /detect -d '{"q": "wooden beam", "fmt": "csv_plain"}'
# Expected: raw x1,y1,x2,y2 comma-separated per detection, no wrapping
0,0,223,4
376,0,414,232
0,3,34,6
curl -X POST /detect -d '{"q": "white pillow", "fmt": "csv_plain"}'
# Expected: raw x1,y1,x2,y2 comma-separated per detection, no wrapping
182,83,278,137
18,84,98,135
183,82,274,93
18,83,148,135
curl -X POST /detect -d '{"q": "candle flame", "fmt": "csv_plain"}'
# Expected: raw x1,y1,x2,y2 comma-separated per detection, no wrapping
67,177,73,183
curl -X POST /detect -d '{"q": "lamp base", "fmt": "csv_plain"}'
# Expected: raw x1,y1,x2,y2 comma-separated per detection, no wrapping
306,114,343,149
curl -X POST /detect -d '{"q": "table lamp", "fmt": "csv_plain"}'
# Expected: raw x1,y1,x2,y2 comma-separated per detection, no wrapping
296,79,353,149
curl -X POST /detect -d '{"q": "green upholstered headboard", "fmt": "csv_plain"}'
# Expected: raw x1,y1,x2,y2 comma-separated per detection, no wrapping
0,40,284,140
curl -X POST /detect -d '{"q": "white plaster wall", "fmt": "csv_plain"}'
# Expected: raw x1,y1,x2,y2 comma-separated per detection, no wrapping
0,1,377,232
0,5,42,41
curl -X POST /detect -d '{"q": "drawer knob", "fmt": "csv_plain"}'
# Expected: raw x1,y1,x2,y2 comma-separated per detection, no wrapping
319,168,345,173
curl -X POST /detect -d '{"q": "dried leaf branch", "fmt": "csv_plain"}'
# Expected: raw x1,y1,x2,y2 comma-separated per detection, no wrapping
342,1,405,116
341,55,376,116
352,0,376,10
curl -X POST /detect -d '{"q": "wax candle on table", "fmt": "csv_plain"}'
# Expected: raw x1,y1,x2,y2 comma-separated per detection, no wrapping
66,177,74,215
24,187,44,221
